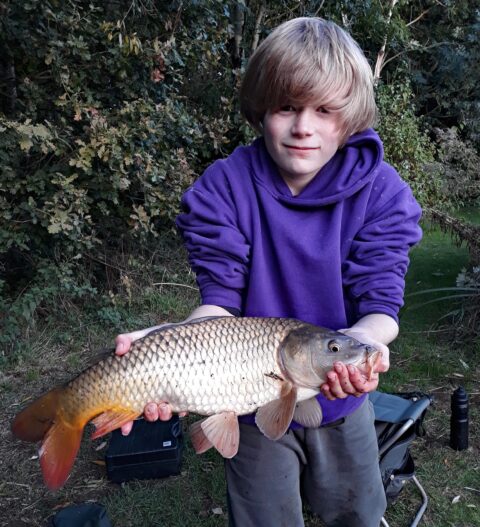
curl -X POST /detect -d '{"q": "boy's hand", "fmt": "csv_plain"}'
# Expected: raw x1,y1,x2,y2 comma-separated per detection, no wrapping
115,326,185,435
320,330,390,400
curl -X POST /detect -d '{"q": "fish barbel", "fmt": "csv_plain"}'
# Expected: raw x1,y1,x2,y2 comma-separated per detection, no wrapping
11,316,380,489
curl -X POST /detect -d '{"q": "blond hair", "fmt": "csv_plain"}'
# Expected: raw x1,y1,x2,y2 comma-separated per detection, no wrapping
240,17,377,143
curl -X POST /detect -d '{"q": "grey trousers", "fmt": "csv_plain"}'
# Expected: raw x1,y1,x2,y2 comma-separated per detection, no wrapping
225,399,386,527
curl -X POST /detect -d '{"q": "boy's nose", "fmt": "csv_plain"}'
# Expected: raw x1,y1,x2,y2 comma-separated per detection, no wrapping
291,110,315,136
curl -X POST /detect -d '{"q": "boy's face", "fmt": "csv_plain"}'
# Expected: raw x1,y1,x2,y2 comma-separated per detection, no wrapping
263,104,343,195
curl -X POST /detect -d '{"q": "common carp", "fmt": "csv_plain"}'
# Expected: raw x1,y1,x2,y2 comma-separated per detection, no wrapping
12,316,380,490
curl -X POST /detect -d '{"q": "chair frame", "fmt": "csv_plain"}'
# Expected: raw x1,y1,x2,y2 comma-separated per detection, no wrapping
375,396,430,527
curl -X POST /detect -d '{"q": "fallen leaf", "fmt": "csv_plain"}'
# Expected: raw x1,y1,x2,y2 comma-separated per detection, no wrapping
52,501,73,511
459,359,469,370
95,441,108,451
212,507,223,515
452,495,461,504
91,460,106,466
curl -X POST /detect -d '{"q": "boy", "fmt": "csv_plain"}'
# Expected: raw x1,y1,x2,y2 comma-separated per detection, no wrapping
116,17,422,526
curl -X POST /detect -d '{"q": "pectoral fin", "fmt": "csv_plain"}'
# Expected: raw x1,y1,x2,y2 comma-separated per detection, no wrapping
90,408,141,439
293,398,323,428
255,383,297,441
189,419,213,454
193,412,239,458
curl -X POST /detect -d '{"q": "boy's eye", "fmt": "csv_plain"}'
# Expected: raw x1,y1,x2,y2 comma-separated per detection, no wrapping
279,105,295,112
317,106,330,114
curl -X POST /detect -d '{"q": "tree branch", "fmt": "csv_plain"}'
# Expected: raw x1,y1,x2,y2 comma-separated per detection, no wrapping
232,0,246,68
373,0,399,84
406,8,431,27
0,55,17,116
250,1,266,54
313,0,325,17
382,41,452,69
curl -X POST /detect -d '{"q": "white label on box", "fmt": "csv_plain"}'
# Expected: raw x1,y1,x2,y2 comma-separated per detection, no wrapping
163,440,172,447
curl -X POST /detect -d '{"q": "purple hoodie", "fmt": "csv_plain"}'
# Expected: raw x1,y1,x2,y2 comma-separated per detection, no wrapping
176,128,422,425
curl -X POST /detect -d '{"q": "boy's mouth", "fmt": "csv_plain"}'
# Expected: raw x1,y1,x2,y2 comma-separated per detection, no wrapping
284,145,320,150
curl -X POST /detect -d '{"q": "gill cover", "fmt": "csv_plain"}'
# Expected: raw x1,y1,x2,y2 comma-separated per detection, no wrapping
278,324,371,387
278,324,331,388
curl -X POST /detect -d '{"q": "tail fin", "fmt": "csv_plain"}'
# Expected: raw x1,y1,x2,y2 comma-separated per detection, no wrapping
12,388,84,490
12,388,62,442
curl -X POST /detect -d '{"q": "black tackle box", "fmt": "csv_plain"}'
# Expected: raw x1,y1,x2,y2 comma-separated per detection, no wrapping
105,416,183,483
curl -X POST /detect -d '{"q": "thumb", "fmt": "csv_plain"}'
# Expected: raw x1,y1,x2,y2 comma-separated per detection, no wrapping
375,346,390,373
115,334,133,356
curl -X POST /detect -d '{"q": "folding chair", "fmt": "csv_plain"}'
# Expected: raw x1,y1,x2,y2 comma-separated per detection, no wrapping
369,391,432,527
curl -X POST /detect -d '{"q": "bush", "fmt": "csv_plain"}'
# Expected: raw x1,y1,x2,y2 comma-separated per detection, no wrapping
375,80,444,208
429,127,480,207
0,0,245,346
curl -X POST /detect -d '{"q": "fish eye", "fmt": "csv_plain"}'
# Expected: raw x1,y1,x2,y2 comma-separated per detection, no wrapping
328,340,341,353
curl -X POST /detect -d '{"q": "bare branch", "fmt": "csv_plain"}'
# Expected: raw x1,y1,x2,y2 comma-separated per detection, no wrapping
313,0,325,17
250,2,266,54
232,0,246,68
406,8,431,27
382,41,452,69
0,55,17,115
373,0,399,84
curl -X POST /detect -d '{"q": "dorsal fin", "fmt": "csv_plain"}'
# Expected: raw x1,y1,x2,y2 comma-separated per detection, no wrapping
144,316,226,338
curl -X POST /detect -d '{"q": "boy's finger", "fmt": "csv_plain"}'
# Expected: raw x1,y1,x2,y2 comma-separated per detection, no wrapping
335,362,357,395
376,353,390,373
115,334,132,356
349,366,379,393
144,403,159,422
320,383,336,401
325,371,348,399
158,402,173,421
121,421,134,436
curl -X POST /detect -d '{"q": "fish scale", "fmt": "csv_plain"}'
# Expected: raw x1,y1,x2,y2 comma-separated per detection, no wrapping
60,317,300,419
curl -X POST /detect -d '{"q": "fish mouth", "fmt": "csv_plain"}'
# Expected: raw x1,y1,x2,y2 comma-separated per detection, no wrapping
360,348,382,381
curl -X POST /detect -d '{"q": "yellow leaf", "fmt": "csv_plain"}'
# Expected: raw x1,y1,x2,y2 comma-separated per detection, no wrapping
48,223,62,234
19,136,33,152
33,124,51,139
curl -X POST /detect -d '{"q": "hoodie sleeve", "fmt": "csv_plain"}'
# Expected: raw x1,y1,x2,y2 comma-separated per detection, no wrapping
342,184,422,323
175,162,250,310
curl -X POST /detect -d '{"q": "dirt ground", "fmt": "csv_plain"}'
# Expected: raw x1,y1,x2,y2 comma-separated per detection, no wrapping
1,365,479,527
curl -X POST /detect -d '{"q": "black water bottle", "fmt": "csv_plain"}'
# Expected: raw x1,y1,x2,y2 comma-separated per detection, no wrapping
450,386,469,451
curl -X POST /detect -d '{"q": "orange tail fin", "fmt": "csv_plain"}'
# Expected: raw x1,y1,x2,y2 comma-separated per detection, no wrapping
12,388,84,490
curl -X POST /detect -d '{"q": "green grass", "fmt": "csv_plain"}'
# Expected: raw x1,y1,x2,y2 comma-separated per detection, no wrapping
104,445,228,526
381,220,479,527
1,221,479,527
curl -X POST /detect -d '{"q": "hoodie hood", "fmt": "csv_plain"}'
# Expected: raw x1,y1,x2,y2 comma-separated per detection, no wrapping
250,128,384,207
